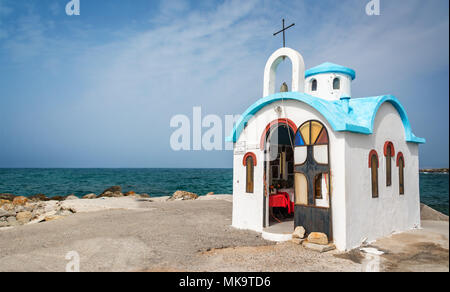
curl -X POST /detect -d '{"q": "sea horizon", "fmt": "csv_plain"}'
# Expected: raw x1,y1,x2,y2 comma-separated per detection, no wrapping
0,168,448,216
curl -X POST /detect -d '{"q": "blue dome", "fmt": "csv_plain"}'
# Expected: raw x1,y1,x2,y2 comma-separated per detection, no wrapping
305,62,356,80
226,92,425,144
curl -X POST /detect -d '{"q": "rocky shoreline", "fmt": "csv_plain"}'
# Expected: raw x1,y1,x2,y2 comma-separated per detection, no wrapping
1,186,448,230
420,168,449,174
0,187,205,229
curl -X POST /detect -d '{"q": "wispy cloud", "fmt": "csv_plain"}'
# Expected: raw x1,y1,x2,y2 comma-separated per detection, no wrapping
0,0,448,167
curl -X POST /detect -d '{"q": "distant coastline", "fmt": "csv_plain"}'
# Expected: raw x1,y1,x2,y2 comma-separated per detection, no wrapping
420,168,449,174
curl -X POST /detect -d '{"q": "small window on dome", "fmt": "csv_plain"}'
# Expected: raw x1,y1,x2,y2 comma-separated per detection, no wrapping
311,79,317,92
333,78,340,90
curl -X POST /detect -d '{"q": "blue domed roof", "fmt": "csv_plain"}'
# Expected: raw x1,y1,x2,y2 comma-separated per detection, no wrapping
305,62,356,80
226,92,425,144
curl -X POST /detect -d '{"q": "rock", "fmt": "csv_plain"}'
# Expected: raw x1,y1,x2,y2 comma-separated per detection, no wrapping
293,226,306,239
0,209,15,218
44,215,64,222
65,195,79,201
98,191,123,198
168,191,199,201
16,211,32,224
99,186,122,197
421,204,449,222
50,196,67,201
14,205,25,213
0,199,11,208
6,216,19,226
12,196,28,206
291,238,305,245
0,202,14,211
307,232,329,245
82,193,97,199
124,191,136,196
28,194,49,202
0,194,16,201
139,193,151,198
98,186,123,198
56,209,73,216
206,192,214,196
303,242,336,253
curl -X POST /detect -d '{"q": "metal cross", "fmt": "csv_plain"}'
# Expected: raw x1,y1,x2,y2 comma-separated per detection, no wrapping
273,19,295,48
295,146,330,205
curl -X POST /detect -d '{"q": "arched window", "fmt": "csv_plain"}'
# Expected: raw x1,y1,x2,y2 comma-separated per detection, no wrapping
397,152,405,195
311,79,317,92
333,78,340,90
294,120,330,207
243,153,257,193
384,142,395,187
369,150,379,198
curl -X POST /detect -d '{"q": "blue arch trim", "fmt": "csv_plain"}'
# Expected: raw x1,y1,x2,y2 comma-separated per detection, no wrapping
226,92,425,144
305,62,356,80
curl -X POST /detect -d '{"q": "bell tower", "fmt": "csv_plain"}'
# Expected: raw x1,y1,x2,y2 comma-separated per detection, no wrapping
263,47,306,97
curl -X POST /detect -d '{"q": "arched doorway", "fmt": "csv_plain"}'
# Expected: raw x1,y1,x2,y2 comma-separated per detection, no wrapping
262,120,296,228
293,120,332,239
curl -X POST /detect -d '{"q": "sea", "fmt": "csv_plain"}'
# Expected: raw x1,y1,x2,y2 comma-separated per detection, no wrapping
0,169,448,215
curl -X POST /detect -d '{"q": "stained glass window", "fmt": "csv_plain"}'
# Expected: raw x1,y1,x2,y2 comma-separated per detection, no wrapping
295,121,329,147
294,121,330,207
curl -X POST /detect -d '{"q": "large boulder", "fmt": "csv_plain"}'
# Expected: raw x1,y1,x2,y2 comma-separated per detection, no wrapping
28,194,50,202
82,193,97,199
98,186,123,198
168,191,199,201
307,232,329,245
16,211,32,224
12,196,28,206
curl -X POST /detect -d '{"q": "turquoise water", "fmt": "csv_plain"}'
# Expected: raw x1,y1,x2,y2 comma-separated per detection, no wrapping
0,169,448,215
420,173,449,215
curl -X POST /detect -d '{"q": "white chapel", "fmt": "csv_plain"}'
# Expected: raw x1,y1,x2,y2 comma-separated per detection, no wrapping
227,47,425,251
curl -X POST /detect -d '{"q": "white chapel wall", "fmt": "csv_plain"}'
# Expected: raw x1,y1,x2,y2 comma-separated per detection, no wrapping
232,99,348,249
305,73,352,101
344,102,421,250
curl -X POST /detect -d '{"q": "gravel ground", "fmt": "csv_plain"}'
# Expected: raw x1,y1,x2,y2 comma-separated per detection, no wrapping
0,198,447,272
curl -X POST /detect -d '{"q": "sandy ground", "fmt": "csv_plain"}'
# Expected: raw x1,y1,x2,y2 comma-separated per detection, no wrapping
0,196,448,272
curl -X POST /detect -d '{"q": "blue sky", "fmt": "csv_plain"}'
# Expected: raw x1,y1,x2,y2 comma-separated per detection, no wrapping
0,0,448,168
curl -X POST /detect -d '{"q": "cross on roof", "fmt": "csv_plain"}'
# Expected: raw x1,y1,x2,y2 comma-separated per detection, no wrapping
273,19,295,48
